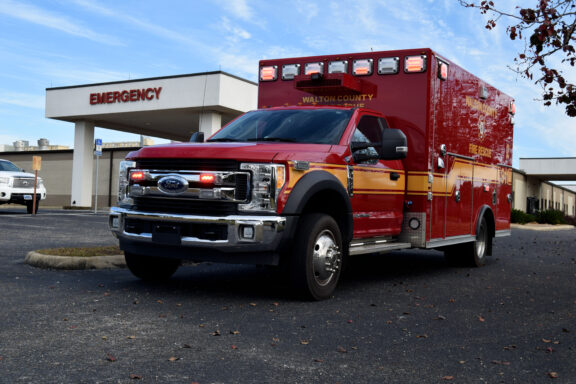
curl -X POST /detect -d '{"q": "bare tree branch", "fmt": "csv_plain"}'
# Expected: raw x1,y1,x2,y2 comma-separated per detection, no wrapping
460,0,576,116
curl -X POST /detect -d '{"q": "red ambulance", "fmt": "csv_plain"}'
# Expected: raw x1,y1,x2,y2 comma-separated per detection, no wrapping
110,48,515,300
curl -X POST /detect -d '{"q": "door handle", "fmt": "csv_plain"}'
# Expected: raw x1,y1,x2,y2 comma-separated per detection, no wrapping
390,172,400,181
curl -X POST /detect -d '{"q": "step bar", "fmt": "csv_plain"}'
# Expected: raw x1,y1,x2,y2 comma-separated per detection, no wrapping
349,238,412,256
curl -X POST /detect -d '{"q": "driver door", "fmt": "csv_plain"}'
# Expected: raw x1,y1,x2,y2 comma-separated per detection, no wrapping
350,115,405,238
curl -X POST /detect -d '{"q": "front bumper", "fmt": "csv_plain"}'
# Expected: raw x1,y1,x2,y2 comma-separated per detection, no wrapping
0,187,46,203
109,206,291,265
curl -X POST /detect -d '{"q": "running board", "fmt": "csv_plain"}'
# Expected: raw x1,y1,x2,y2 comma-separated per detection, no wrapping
349,239,412,256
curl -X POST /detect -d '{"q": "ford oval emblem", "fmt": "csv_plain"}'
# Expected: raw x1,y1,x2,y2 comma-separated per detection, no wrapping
158,175,188,195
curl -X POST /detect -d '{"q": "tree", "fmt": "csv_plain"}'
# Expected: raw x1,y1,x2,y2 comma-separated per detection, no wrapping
459,0,576,116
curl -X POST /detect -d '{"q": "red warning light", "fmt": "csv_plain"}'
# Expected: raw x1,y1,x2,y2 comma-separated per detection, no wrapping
130,171,145,181
200,173,215,183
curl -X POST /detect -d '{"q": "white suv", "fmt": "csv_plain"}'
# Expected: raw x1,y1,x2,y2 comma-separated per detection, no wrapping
0,159,47,213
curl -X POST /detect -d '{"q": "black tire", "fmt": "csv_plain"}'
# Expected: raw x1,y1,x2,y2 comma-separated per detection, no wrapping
26,200,38,214
444,217,489,267
289,213,344,300
124,252,180,281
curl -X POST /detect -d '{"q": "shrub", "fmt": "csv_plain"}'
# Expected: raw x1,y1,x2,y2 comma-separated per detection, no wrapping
510,209,535,224
535,210,566,225
564,215,576,226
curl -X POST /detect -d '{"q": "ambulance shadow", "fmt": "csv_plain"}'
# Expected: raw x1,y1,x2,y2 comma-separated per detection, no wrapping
120,249,457,300
123,262,291,300
341,249,451,286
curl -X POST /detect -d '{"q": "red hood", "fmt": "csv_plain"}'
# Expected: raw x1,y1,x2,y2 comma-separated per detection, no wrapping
128,142,337,163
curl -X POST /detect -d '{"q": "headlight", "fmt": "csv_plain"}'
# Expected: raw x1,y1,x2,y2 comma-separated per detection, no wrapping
118,160,136,204
239,163,285,212
0,176,11,186
37,178,44,188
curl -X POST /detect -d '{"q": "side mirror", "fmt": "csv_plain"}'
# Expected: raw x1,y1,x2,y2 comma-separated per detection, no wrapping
190,132,205,143
351,141,380,163
351,141,380,151
380,129,407,160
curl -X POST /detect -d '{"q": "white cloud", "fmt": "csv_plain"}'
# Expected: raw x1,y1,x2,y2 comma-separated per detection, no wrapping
220,0,254,22
220,16,252,42
41,67,134,86
0,91,44,109
70,0,202,46
0,0,123,45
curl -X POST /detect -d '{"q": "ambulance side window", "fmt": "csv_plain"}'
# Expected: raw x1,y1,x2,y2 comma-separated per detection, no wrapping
352,116,382,163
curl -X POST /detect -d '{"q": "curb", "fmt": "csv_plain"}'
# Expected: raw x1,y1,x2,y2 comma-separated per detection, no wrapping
25,251,126,270
511,223,575,231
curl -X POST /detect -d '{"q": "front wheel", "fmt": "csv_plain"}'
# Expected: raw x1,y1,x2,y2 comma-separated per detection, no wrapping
289,213,344,300
124,252,180,281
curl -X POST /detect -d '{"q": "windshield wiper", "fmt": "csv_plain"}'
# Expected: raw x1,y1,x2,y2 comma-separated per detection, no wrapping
246,137,298,143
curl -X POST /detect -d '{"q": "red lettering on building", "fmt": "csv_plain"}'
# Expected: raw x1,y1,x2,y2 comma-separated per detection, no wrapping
89,87,163,105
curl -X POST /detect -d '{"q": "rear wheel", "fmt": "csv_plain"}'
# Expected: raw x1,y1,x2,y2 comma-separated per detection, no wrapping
468,216,489,267
124,252,180,281
289,213,344,300
444,217,490,267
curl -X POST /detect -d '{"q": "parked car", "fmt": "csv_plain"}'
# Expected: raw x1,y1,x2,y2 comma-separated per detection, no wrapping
0,159,47,213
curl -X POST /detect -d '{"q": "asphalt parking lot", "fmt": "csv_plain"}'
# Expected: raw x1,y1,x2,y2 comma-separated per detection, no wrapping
0,207,575,383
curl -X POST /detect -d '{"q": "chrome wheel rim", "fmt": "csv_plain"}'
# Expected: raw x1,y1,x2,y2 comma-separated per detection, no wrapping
476,221,487,260
312,229,341,286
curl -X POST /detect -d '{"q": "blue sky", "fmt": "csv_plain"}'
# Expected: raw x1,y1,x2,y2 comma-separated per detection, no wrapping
1,0,575,168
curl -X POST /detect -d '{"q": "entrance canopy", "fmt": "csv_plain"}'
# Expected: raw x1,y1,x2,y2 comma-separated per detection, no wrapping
519,158,576,181
46,71,257,142
45,71,257,208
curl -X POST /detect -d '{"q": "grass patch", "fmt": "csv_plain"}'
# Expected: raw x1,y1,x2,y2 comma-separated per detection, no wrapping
36,245,123,257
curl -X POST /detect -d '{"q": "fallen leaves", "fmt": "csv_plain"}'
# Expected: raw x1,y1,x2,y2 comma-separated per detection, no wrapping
491,360,511,366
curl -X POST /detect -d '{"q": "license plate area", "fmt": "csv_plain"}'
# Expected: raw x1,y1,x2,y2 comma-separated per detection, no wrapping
152,224,181,245
23,194,32,201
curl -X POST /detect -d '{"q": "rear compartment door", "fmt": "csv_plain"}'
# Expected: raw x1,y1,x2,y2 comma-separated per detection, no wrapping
444,154,474,237
429,57,474,240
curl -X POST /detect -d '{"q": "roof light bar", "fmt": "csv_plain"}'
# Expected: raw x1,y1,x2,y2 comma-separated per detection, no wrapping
404,55,427,73
304,62,324,76
328,60,348,74
438,61,448,80
353,59,373,76
260,66,278,81
480,86,489,100
282,64,300,80
378,57,399,75
509,101,516,116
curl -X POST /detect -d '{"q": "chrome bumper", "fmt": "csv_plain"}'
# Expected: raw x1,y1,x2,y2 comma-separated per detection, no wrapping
109,206,286,248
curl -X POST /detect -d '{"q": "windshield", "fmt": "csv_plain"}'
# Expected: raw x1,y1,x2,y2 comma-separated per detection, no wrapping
0,160,21,172
208,108,353,144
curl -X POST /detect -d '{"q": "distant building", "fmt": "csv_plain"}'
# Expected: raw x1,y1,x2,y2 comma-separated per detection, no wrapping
0,137,156,153
102,137,155,148
3,139,70,152
0,144,15,152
